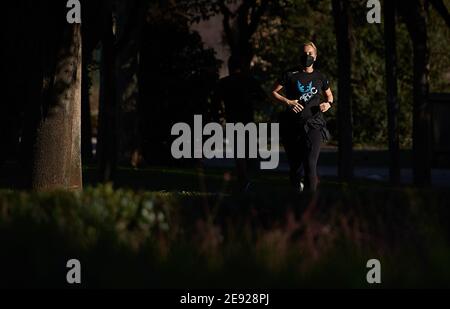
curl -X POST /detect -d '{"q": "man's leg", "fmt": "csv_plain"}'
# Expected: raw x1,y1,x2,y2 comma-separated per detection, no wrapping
304,129,322,192
280,113,305,192
284,138,304,191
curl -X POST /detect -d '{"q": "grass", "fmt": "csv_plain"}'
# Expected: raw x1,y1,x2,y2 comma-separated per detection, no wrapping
1,166,450,288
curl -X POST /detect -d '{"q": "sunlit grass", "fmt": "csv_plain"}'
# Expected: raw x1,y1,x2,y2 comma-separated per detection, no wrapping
1,172,450,288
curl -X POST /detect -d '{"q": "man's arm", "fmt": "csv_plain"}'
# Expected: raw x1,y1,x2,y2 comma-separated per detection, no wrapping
271,83,304,114
320,88,334,113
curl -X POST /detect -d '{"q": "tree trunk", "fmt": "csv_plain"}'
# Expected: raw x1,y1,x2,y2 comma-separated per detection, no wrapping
31,23,83,191
114,0,146,166
384,0,401,185
81,48,94,163
220,1,268,73
332,0,354,180
97,8,117,182
402,0,432,186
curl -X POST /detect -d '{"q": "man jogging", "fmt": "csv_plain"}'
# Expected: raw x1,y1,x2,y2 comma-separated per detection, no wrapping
271,42,334,193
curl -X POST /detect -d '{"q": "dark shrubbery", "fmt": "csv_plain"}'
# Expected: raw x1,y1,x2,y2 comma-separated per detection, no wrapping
1,182,450,288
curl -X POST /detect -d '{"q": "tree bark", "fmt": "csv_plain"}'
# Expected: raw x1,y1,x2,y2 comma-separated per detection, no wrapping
332,0,354,180
31,23,83,191
384,0,401,184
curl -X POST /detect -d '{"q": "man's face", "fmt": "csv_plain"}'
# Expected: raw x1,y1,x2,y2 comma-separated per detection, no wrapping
303,45,317,61
300,45,317,68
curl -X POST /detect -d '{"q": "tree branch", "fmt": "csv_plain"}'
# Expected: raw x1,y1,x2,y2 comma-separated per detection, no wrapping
218,0,233,17
236,0,253,35
248,0,270,36
429,0,450,29
218,0,234,47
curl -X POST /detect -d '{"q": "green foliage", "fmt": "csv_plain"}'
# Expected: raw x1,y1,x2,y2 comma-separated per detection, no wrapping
0,184,172,249
428,0,450,93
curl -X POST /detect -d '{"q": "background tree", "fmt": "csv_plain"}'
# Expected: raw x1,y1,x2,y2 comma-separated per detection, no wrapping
81,0,105,164
25,1,83,191
114,0,148,167
385,0,401,184
215,0,269,72
399,0,432,186
95,0,149,180
430,0,450,29
139,2,221,166
97,0,117,182
178,0,293,72
332,0,354,180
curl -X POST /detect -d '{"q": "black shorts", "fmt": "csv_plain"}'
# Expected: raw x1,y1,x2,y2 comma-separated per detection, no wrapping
279,110,331,144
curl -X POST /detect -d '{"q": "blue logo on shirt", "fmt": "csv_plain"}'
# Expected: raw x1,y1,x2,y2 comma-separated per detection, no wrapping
297,81,318,103
297,81,313,94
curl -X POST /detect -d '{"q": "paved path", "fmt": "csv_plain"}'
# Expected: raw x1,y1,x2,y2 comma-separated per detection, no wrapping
201,149,450,187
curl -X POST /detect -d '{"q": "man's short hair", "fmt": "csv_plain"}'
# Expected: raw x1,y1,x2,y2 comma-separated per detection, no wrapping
304,41,318,55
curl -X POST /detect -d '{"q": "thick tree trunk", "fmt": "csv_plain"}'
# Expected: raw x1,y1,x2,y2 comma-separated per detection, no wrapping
332,0,354,180
31,24,83,191
384,0,401,185
402,0,432,186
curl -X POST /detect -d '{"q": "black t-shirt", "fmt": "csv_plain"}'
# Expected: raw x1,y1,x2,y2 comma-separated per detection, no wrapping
278,68,330,122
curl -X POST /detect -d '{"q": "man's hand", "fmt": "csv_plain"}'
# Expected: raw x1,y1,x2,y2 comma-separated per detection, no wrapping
320,102,332,113
286,99,304,114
